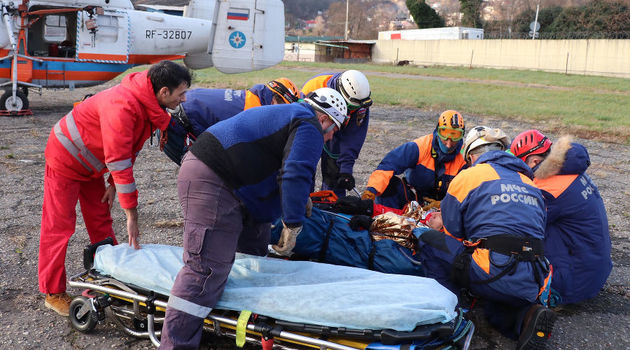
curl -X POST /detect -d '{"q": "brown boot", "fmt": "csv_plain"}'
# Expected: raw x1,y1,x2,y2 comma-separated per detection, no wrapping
44,293,73,316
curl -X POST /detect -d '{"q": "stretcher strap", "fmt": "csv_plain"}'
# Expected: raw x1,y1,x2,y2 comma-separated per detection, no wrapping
318,220,335,261
236,310,252,347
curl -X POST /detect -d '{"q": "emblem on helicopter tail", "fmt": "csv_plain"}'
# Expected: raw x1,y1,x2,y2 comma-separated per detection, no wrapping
229,31,246,49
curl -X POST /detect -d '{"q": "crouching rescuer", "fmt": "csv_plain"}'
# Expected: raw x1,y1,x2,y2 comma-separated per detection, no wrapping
416,126,556,350
159,87,348,349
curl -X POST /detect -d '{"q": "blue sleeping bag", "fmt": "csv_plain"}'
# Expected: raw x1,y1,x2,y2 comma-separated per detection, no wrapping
271,208,426,276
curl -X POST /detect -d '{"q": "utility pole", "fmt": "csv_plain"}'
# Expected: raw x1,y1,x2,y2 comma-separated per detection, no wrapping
532,1,540,40
344,0,349,40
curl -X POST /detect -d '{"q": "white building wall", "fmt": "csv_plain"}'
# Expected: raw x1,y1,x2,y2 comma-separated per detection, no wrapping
372,39,630,78
284,42,315,62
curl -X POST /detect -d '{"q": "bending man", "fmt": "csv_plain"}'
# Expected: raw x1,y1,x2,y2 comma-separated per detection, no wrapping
39,61,191,316
163,78,300,164
302,70,372,196
159,88,348,349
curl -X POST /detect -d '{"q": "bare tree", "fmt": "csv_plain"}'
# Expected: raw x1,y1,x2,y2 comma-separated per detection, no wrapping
323,0,392,39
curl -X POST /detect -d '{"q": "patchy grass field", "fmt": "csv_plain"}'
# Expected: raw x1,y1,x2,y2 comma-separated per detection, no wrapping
190,62,630,143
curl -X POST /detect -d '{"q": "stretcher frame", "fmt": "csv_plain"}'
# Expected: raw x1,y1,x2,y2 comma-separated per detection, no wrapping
67,239,474,349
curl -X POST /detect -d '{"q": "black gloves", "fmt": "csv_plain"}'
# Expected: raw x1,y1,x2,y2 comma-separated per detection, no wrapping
335,173,355,191
333,196,374,216
349,215,374,231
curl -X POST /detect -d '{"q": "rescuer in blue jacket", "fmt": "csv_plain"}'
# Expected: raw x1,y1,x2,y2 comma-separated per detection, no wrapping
159,87,348,349
162,78,299,164
361,110,467,209
301,70,373,196
417,126,556,350
511,130,612,306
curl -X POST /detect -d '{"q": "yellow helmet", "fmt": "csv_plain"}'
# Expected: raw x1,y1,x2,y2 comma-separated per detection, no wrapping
267,78,299,104
436,110,465,142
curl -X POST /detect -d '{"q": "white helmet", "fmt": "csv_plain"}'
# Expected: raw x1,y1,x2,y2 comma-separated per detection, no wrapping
462,126,510,162
304,87,348,129
338,70,372,109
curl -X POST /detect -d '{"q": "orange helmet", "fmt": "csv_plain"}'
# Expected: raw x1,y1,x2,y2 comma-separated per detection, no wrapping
267,78,299,104
436,110,465,142
510,129,552,162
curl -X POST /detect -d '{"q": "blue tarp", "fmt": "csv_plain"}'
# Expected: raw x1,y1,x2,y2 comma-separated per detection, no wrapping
94,244,457,331
271,208,426,276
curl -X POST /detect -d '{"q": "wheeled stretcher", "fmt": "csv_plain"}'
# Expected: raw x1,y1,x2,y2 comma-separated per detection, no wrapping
68,238,474,349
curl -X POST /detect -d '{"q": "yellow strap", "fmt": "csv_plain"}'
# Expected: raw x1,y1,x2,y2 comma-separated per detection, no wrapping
235,310,252,348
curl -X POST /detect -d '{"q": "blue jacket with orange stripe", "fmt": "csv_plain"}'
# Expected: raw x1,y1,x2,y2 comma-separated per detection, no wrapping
163,85,278,164
440,150,547,304
442,150,546,242
301,73,369,174
533,138,611,305
171,85,277,137
366,133,466,200
189,102,323,225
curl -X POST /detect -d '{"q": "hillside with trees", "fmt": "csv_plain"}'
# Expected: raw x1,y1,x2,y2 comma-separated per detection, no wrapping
130,0,630,39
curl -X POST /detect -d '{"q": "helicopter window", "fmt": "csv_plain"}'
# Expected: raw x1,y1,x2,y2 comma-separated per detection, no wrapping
96,15,119,43
44,15,67,42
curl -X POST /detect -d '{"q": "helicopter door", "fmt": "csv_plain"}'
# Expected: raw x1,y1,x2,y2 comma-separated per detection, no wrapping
76,11,129,63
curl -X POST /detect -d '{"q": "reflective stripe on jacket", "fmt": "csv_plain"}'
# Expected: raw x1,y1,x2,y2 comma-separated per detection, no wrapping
44,71,170,209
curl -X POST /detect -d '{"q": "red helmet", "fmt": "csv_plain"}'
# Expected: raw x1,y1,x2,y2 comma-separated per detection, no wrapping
510,129,552,162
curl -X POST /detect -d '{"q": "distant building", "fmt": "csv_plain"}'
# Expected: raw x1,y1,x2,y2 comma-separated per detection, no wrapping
284,36,343,62
304,20,317,30
379,27,484,40
314,40,376,63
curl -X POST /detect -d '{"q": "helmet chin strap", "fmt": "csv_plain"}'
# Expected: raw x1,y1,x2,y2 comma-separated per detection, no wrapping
322,122,336,134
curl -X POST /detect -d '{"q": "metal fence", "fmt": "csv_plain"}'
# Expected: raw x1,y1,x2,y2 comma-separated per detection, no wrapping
484,31,630,39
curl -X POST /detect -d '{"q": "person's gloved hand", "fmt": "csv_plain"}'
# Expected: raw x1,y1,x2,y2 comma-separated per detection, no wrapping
349,215,374,231
333,196,374,216
272,222,303,256
305,197,313,218
361,189,376,201
421,197,441,211
335,173,355,191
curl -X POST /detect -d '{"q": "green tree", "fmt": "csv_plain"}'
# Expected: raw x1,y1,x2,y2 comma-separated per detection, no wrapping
547,0,630,37
512,6,563,34
459,0,483,28
406,0,445,28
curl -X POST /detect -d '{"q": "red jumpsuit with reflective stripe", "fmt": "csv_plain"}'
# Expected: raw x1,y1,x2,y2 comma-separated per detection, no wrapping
39,71,171,294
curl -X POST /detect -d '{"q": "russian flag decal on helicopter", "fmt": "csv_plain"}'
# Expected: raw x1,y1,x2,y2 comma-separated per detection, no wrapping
227,8,249,21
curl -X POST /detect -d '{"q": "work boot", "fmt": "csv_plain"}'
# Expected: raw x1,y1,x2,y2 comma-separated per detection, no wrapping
516,304,557,350
44,292,72,317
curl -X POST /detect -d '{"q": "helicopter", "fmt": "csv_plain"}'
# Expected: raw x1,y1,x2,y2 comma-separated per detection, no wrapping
0,0,285,114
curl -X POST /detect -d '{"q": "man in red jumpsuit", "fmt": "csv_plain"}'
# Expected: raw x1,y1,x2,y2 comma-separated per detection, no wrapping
39,61,191,316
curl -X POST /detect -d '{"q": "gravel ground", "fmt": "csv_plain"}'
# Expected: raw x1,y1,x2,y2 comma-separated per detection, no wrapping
0,86,629,350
